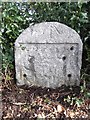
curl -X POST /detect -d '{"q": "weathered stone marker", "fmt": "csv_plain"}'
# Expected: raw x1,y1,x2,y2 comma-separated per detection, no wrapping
15,22,83,88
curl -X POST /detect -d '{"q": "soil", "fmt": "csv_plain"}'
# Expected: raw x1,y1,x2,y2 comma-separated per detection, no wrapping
1,82,90,120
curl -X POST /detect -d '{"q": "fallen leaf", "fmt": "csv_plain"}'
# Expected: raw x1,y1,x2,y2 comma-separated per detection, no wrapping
13,102,26,105
37,113,45,118
57,104,65,113
17,113,21,117
3,113,13,119
69,111,75,118
23,108,28,111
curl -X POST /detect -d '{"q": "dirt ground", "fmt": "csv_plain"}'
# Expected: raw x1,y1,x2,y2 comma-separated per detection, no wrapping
1,82,90,120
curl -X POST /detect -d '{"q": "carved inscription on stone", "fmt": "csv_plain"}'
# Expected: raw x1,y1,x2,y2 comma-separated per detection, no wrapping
15,22,83,88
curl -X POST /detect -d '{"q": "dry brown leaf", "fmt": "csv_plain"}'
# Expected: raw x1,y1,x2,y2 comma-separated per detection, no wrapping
17,113,21,117
57,104,65,113
75,111,79,115
22,108,28,111
37,113,45,118
43,104,52,110
3,113,13,119
69,111,75,118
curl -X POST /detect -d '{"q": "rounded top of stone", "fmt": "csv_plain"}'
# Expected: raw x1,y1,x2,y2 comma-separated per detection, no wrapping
15,22,82,44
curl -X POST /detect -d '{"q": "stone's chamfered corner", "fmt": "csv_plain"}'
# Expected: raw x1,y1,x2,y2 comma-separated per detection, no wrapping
15,22,83,88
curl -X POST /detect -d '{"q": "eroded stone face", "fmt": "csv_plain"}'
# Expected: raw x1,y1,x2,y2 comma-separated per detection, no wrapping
15,22,83,88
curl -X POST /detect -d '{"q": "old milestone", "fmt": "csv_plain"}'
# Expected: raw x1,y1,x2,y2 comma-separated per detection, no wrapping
15,22,83,88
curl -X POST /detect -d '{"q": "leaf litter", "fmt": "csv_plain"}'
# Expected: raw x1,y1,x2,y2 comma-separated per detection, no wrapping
1,83,90,120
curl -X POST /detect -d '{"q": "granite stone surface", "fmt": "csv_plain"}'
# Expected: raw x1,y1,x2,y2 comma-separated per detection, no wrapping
15,22,83,88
